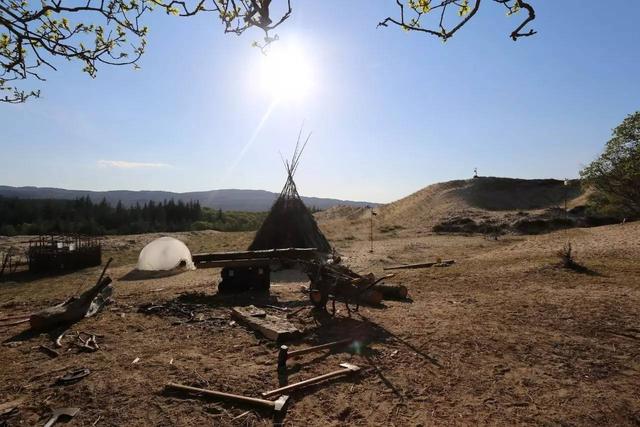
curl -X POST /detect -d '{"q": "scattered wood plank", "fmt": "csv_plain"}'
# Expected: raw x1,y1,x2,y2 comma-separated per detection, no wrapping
231,306,300,342
383,260,455,271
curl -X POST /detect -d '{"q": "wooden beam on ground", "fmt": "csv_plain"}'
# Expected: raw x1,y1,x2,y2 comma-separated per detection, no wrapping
195,258,274,269
383,260,455,271
192,248,318,264
231,306,300,342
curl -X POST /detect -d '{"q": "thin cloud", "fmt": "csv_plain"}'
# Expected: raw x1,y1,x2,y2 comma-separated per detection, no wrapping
97,160,172,169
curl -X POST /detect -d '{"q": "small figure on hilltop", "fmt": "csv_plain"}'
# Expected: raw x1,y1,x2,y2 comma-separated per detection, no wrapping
473,167,479,179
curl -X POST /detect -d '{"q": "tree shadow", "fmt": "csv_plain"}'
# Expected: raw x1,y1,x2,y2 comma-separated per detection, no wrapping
356,313,442,369
362,352,405,400
556,262,604,277
3,323,68,344
1,264,104,284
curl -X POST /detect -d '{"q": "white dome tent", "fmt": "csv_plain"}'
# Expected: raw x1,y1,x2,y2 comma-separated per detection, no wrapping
137,237,195,271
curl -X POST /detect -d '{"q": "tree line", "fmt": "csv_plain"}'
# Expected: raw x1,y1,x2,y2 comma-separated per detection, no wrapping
0,196,267,236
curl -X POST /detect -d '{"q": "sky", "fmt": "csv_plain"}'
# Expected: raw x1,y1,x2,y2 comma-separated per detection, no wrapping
1,1,639,203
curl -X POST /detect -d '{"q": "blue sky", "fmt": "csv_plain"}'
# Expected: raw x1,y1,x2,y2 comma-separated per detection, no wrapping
1,1,639,203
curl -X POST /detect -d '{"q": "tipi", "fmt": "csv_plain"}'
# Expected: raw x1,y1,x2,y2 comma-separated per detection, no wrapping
248,132,332,253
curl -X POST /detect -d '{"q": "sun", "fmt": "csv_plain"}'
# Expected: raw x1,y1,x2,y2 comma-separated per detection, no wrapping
259,43,315,101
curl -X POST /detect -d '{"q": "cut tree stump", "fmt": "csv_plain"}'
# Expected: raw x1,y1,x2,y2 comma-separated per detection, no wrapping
231,306,300,342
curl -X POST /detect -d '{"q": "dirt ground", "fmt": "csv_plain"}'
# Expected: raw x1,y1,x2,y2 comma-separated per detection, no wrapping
1,223,640,426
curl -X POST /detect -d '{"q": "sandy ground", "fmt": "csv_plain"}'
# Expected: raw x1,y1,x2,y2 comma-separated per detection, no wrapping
1,223,640,426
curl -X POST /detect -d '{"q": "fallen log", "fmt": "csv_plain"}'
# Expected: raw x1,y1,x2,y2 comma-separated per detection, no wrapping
195,258,273,269
357,288,384,306
383,260,455,271
29,259,113,331
371,283,408,300
310,283,383,307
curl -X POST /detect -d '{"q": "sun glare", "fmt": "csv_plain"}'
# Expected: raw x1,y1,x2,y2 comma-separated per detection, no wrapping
259,43,315,101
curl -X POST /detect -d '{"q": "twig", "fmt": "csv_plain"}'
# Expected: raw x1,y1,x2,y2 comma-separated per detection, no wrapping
232,411,250,421
55,330,66,348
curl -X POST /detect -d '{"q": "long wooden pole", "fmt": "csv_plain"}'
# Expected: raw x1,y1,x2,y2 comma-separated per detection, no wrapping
166,383,276,409
369,212,374,253
383,260,455,271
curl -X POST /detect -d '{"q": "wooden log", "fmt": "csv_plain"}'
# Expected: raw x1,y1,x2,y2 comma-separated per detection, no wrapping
383,260,455,271
358,289,383,305
29,277,112,330
29,259,113,331
195,258,273,269
371,283,408,300
192,248,318,263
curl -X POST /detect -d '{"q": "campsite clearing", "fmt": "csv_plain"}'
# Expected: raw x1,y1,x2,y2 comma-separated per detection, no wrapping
1,221,639,425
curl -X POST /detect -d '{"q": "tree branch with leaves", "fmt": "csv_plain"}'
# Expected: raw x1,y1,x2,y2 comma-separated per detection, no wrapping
1,0,536,103
0,0,291,102
378,0,536,42
580,111,640,217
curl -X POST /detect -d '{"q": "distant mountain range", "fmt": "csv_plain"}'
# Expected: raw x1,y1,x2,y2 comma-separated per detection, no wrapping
0,186,377,212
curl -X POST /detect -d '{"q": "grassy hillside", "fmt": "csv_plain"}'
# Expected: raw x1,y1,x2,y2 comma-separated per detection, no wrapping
316,177,587,239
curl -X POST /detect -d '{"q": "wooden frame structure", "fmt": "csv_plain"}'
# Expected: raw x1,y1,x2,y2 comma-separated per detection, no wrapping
27,234,102,274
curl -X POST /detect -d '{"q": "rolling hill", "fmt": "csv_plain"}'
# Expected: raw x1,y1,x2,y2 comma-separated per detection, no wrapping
0,186,376,212
316,177,587,238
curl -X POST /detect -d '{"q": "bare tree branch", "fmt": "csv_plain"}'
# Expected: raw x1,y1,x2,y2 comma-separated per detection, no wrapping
0,0,292,102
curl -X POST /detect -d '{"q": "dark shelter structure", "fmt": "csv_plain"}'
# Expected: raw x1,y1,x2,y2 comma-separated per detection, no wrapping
248,131,332,254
